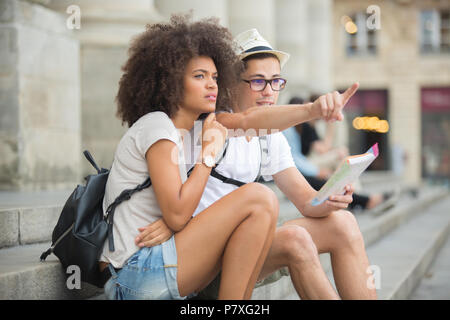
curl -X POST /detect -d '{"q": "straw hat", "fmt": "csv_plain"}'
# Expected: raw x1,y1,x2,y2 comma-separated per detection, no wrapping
234,28,290,68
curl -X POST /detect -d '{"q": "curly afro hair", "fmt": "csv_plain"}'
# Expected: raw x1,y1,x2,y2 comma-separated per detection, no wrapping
116,14,243,127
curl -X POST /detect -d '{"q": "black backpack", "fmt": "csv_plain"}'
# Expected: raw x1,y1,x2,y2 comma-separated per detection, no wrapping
40,151,150,288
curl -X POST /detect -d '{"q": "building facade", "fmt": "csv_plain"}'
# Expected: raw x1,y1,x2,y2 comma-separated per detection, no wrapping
333,0,450,185
1,0,448,191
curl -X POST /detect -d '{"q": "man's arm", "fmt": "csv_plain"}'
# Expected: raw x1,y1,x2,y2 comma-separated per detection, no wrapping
217,83,359,137
273,167,354,218
216,103,315,136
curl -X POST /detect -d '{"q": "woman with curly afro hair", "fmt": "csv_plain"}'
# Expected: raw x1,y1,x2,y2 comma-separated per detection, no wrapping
99,15,279,300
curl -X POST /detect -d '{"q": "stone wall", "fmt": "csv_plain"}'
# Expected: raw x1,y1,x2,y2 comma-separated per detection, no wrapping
0,0,81,190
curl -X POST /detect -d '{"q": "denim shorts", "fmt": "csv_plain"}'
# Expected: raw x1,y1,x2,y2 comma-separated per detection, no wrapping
103,235,188,300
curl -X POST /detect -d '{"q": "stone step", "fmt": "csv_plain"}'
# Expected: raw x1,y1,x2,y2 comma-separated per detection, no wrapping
251,187,449,300
323,194,450,300
0,179,411,249
0,186,447,300
0,242,103,299
0,190,71,248
408,231,450,300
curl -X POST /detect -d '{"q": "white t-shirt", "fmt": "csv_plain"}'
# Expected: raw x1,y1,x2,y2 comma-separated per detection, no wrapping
100,111,187,268
186,121,295,216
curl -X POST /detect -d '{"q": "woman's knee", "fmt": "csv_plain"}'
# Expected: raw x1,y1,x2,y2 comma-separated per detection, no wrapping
328,210,364,248
277,225,318,264
243,183,279,222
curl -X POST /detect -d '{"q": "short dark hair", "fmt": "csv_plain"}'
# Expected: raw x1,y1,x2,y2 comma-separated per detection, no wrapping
116,14,242,127
241,52,280,69
289,97,304,104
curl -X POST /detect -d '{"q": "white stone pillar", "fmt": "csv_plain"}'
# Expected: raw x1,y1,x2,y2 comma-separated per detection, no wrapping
307,0,333,94
45,0,163,176
155,0,228,26
228,0,275,43
274,0,310,104
0,0,81,190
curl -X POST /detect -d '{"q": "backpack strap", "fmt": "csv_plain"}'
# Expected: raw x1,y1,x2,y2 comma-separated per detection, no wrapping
105,177,151,252
254,135,269,182
83,150,101,174
187,138,229,177
188,135,270,187
210,168,246,187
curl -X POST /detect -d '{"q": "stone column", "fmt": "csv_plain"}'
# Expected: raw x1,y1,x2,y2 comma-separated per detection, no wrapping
228,0,275,42
46,0,163,176
0,0,81,191
155,0,228,26
307,0,333,94
274,0,310,104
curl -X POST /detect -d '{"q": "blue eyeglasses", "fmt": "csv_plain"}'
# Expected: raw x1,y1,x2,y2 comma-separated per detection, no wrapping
241,78,287,92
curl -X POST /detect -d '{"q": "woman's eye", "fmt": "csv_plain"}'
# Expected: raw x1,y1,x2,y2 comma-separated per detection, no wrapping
194,74,204,79
213,76,218,82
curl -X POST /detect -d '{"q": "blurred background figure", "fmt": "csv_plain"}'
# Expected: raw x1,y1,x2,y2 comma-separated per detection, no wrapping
290,96,349,175
283,96,398,213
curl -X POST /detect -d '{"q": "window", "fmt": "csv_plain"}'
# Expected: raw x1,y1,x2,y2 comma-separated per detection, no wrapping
420,9,450,54
345,12,377,57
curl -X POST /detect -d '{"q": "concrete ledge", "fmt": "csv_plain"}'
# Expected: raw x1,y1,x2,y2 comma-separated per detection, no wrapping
1,187,448,300
361,188,449,247
365,195,450,300
0,205,63,248
0,243,102,299
0,209,19,247
389,220,450,300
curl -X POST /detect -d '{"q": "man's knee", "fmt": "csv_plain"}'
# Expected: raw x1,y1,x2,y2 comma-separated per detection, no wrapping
277,225,318,264
329,210,364,248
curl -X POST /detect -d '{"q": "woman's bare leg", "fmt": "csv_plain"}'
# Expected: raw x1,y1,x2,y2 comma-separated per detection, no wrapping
175,183,278,299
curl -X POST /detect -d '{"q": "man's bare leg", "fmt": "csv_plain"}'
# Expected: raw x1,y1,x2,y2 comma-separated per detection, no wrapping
283,210,377,299
258,224,339,300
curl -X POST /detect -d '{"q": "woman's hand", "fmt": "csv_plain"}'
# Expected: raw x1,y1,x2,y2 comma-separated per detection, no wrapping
321,184,354,211
135,218,174,248
202,113,228,160
311,83,359,123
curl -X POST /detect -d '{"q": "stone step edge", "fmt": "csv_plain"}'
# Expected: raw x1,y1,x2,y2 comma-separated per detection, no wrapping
1,190,447,300
319,189,449,276
320,194,450,300
361,189,450,248
255,190,449,300
389,221,450,300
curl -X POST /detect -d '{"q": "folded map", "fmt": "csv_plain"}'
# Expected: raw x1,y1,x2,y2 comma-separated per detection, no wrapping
311,143,379,206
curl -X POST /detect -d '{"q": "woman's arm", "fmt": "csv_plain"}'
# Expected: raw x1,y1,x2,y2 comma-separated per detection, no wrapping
146,140,211,232
146,114,227,232
217,83,359,136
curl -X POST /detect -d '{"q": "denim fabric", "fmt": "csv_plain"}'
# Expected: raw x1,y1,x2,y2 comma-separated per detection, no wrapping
103,235,187,300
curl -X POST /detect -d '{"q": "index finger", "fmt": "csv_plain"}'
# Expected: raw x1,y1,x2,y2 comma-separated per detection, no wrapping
341,82,359,105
